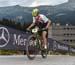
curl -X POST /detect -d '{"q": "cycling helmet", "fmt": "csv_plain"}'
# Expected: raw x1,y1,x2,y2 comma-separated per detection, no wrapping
32,8,39,16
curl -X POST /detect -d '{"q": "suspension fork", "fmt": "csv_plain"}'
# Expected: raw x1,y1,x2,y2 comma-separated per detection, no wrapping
35,33,42,49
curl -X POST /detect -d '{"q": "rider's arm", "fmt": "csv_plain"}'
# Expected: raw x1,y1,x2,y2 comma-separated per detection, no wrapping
27,22,35,30
27,17,35,30
40,14,52,29
46,19,52,29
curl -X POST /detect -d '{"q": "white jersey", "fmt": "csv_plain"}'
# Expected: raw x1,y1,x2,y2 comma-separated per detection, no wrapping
33,14,49,23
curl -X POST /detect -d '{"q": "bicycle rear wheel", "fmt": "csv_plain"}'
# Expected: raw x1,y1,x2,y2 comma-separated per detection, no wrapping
26,35,39,60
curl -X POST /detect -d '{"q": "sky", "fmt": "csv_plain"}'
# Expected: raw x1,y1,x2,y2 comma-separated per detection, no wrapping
0,0,68,7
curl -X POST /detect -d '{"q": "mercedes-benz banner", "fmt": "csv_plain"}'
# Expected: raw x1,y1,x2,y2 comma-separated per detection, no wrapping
0,25,75,53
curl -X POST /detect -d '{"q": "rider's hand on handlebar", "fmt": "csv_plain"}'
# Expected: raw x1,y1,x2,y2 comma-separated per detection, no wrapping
26,28,30,31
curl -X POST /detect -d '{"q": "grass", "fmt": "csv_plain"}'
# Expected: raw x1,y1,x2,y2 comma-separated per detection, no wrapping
0,50,75,56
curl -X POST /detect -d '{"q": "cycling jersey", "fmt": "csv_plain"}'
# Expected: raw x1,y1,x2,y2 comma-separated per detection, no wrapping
33,14,49,23
33,14,49,28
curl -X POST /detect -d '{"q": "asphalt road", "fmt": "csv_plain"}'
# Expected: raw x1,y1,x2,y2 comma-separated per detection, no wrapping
0,55,75,65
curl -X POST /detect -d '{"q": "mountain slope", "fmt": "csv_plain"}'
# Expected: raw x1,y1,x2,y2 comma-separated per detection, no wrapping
0,0,75,24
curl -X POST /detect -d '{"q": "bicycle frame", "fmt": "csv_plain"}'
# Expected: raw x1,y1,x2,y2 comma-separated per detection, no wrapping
32,29,44,50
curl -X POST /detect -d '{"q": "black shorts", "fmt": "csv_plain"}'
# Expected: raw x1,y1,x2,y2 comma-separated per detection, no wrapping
35,21,48,37
38,29,48,38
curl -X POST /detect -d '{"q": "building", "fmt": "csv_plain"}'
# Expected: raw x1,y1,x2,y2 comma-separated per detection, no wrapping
48,23,75,46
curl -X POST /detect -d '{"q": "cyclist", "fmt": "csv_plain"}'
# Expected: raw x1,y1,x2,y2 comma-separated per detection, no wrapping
27,8,52,49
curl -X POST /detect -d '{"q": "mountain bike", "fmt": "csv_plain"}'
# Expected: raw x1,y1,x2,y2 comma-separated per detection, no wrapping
26,28,48,60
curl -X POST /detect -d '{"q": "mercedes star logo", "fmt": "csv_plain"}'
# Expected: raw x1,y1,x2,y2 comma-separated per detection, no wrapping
0,27,10,47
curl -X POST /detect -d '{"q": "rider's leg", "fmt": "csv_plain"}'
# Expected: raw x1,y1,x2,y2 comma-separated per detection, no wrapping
42,31,47,49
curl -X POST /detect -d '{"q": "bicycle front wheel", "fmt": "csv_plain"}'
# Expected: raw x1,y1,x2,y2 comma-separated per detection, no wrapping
26,35,39,60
